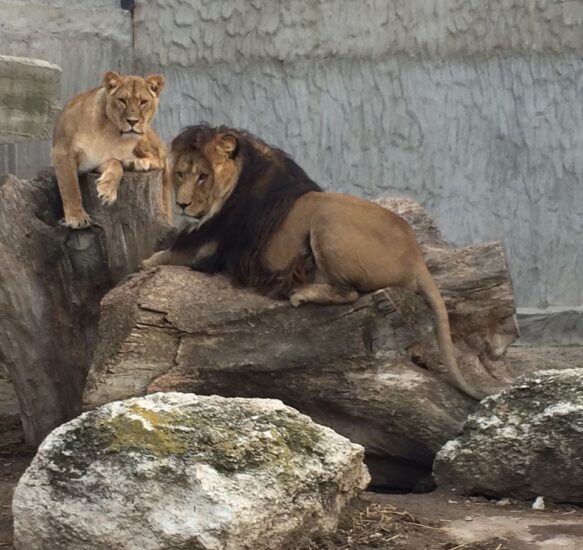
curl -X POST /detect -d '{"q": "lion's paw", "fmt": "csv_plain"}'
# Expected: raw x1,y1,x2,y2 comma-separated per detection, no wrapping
123,157,152,171
290,293,307,308
140,257,157,271
141,250,170,270
96,173,118,205
60,210,92,229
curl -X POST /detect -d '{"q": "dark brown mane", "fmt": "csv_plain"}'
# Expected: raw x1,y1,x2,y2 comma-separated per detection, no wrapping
170,124,323,295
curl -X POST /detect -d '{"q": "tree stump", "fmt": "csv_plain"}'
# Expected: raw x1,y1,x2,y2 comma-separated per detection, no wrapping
83,198,519,489
0,170,171,447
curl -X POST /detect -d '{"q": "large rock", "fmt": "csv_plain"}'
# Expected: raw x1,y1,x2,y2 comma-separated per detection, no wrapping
83,198,518,490
434,368,583,503
13,392,370,550
0,55,61,144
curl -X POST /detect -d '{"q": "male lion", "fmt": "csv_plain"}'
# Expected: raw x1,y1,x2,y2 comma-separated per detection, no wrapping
52,71,172,228
143,124,484,399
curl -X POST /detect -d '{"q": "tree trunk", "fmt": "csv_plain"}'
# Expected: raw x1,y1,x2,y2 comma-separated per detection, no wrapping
83,198,519,489
0,170,171,447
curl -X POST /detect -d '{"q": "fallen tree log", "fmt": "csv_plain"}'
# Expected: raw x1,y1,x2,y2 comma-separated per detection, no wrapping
0,170,171,447
83,198,519,489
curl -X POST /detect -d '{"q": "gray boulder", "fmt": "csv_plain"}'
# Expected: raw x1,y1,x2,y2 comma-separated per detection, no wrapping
434,368,583,503
13,393,370,550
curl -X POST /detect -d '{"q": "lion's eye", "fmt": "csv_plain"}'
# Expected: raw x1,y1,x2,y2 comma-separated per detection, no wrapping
175,172,183,180
140,99,149,107
198,174,208,185
118,98,127,106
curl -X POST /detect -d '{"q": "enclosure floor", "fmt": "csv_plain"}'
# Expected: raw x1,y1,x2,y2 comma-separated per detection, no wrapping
2,455,582,550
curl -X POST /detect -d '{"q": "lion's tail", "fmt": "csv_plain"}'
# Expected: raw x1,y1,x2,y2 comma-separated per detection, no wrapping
416,268,485,400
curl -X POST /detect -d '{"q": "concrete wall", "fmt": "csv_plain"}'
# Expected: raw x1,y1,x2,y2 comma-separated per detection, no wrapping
0,55,62,144
134,0,583,312
0,0,131,177
1,0,581,313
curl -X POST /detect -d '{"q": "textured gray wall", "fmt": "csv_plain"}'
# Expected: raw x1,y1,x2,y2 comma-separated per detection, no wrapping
1,0,581,312
0,0,131,177
133,0,583,311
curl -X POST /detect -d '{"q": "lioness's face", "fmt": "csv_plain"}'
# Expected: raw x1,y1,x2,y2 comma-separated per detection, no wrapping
103,71,165,136
172,133,240,223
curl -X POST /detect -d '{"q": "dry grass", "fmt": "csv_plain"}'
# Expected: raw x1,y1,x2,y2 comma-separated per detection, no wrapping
295,501,445,549
294,500,509,550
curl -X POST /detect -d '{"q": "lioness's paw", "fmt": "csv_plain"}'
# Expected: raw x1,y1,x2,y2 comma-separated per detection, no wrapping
96,174,118,205
60,211,92,229
123,158,152,171
290,293,307,308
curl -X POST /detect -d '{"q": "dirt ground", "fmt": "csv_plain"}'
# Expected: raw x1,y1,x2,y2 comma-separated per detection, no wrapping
0,454,31,549
301,490,583,550
2,456,582,550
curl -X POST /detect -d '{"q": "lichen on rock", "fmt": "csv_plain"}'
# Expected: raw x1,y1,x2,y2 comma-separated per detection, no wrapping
13,393,370,550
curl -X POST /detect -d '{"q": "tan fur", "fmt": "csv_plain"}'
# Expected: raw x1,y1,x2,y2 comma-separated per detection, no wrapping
144,129,484,399
52,71,172,228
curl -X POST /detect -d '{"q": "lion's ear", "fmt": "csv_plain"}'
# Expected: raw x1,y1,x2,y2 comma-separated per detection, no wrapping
217,134,238,158
103,71,122,94
146,75,165,97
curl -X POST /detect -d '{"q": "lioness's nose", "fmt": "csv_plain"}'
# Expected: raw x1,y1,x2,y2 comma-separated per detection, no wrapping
176,201,191,212
126,117,139,126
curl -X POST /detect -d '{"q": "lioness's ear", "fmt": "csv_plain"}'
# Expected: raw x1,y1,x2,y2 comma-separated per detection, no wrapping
217,134,238,158
103,71,122,94
146,75,165,97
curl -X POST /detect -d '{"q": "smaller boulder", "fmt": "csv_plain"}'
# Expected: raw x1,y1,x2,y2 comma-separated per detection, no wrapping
13,393,370,550
434,368,583,503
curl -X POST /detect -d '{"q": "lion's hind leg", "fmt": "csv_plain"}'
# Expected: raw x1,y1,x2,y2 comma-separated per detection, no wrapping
290,284,359,307
96,159,123,205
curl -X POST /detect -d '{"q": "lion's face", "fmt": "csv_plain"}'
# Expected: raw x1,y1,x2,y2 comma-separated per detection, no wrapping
103,71,165,136
172,132,240,223
173,152,215,219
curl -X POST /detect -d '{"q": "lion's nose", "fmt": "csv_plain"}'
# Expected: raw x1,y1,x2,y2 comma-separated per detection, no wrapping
126,117,139,126
176,201,191,212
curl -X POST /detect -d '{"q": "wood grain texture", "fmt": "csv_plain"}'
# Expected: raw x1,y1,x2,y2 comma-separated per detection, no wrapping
0,170,170,446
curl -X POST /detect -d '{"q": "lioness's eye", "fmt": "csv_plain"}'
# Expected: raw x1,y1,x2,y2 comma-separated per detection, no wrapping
198,174,208,185
140,99,149,107
118,98,127,106
175,172,183,180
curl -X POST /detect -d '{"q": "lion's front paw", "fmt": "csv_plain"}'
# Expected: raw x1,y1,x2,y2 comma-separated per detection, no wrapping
140,257,155,271
60,210,92,229
141,253,161,271
141,250,170,270
122,157,152,171
96,173,119,205
290,293,307,308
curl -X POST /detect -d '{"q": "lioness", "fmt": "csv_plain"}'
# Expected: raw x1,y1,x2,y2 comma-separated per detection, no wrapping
52,71,172,228
143,124,484,399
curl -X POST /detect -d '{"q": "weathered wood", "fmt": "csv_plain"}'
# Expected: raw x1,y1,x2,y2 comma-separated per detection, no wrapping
83,198,519,489
0,170,171,447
